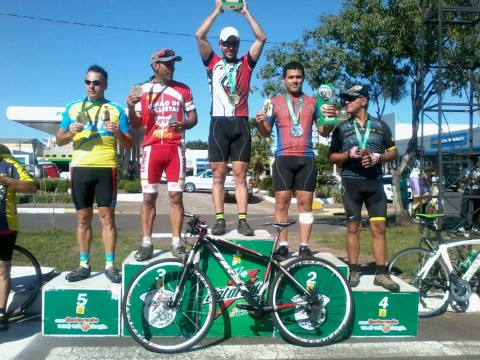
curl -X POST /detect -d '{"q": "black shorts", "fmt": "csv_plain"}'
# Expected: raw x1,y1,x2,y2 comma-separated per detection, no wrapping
208,116,251,163
71,167,117,210
272,156,317,192
0,232,17,261
342,177,386,222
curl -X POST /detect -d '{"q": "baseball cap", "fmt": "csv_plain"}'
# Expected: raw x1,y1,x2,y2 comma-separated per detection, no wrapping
219,27,240,42
340,85,369,99
150,49,182,64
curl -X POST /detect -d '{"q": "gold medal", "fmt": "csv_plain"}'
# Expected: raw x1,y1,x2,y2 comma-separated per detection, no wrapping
131,84,143,97
76,112,89,125
228,93,240,105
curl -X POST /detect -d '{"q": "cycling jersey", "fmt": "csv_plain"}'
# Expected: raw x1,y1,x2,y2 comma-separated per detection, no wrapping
265,93,319,157
204,52,256,117
60,98,129,168
135,80,196,147
0,156,33,233
330,116,396,179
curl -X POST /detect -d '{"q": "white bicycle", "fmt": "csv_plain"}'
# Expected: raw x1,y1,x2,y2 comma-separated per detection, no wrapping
388,213,480,318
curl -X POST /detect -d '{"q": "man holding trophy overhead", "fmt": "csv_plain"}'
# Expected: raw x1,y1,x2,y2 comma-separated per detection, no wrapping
196,0,267,236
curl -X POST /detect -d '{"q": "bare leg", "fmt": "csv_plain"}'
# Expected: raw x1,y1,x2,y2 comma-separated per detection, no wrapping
97,207,117,254
0,260,11,310
169,191,184,237
210,162,228,214
141,193,158,238
231,161,250,214
370,220,387,265
76,208,94,254
346,221,362,265
274,191,292,242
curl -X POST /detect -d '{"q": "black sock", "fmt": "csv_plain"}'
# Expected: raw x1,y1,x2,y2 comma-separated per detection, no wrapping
349,264,359,273
376,265,387,275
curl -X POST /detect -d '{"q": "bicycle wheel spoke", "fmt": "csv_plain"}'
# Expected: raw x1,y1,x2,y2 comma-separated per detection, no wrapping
388,248,450,318
123,260,215,353
269,258,353,346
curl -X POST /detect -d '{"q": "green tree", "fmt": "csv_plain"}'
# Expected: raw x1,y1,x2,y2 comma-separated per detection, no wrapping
249,118,272,185
315,144,333,174
185,140,208,150
259,0,480,225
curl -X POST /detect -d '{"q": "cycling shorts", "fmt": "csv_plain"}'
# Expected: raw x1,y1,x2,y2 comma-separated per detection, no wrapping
141,144,185,193
0,231,17,261
71,167,117,210
342,177,387,222
208,116,251,163
272,156,316,192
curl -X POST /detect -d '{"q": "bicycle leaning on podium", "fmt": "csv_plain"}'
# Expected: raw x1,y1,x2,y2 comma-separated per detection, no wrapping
388,213,480,318
122,212,354,353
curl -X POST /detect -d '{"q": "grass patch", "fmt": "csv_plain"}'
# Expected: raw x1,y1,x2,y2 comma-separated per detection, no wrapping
16,224,427,272
309,223,422,260
16,229,169,272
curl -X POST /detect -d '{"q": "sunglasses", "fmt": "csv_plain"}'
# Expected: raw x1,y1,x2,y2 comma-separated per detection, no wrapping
84,79,102,86
221,40,239,47
342,96,362,102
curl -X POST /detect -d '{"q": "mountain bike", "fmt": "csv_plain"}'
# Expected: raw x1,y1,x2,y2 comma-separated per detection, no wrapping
7,244,42,318
388,213,479,318
122,213,353,353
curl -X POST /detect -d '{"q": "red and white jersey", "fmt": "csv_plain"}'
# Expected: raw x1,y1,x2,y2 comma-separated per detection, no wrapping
135,80,196,147
205,52,254,117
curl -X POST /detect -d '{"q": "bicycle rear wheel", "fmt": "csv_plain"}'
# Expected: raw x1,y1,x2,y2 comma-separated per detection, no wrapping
388,247,450,318
122,259,216,353
269,257,353,346
7,245,42,318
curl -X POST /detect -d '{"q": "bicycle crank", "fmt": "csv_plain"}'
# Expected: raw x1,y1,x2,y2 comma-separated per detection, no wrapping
450,279,472,302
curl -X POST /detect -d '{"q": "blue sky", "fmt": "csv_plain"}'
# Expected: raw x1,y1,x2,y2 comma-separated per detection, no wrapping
1,0,416,143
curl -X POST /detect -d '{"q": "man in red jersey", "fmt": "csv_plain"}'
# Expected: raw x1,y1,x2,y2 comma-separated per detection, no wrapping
196,0,266,236
256,62,335,259
127,49,198,260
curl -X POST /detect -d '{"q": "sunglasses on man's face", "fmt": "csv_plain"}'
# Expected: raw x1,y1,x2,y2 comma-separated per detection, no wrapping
342,96,362,103
84,79,102,86
221,41,239,47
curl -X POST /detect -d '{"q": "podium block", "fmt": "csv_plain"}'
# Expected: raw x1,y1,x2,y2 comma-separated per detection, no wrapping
42,272,121,336
350,275,419,337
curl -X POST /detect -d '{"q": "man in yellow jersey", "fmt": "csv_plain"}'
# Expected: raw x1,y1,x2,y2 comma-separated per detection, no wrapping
56,65,133,283
0,144,37,330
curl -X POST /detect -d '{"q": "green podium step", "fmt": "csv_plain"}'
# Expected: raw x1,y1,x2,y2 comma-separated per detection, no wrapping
42,272,121,336
350,275,419,337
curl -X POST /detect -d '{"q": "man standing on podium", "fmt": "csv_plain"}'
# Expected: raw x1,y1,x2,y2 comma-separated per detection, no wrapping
196,0,266,236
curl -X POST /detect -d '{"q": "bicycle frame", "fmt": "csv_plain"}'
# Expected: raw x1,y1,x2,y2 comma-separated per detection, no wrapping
418,238,480,283
170,226,316,313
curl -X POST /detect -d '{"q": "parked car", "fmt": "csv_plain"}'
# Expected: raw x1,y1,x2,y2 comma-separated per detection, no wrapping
383,175,412,202
184,169,254,201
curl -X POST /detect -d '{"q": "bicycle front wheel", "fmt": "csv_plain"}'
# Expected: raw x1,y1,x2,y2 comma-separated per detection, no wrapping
269,257,353,346
7,245,42,318
388,247,450,318
122,259,216,353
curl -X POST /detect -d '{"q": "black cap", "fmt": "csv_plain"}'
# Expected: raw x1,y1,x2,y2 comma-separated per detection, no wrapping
340,85,369,99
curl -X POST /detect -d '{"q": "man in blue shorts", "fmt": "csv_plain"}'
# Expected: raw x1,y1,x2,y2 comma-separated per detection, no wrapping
328,85,400,292
0,145,37,330
56,65,133,283
196,0,266,235
255,62,335,258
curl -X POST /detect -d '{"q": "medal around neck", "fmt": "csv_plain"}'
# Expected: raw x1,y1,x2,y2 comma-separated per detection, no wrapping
228,93,240,105
76,112,89,125
291,125,303,138
222,0,243,10
263,99,273,116
131,84,143,97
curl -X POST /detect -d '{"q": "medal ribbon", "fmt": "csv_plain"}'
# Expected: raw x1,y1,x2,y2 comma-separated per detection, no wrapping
222,59,238,95
284,94,303,126
80,97,106,123
353,119,371,149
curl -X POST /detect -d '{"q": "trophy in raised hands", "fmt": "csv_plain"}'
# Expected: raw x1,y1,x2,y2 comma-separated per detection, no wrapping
222,0,244,11
315,83,347,126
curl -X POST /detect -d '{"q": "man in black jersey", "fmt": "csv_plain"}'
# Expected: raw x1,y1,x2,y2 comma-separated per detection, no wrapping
328,85,400,292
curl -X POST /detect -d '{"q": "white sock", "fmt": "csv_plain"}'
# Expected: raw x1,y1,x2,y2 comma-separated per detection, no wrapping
142,236,152,246
279,241,289,248
172,237,181,247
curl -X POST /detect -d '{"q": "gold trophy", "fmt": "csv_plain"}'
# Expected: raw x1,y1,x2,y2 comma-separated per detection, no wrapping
222,0,244,10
